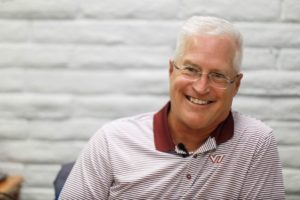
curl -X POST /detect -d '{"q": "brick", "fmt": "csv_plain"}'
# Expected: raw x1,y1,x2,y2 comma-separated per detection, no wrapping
0,69,25,92
0,20,29,42
0,45,24,68
282,0,300,22
267,121,300,145
233,96,300,121
0,0,79,19
0,162,25,175
283,168,300,193
71,46,171,68
24,69,168,94
29,118,107,140
242,48,277,70
74,94,168,118
237,23,300,48
32,20,180,46
21,45,73,69
239,71,300,96
80,0,180,19
0,44,73,68
23,164,60,187
278,49,300,70
0,45,171,69
286,195,300,200
0,94,72,119
278,147,300,168
0,140,85,163
0,119,29,139
21,187,53,200
181,0,280,21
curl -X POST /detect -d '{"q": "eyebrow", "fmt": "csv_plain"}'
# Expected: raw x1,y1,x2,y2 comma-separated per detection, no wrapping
182,60,232,75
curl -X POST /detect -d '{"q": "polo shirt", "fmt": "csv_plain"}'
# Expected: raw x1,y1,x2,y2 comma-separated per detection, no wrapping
59,103,285,200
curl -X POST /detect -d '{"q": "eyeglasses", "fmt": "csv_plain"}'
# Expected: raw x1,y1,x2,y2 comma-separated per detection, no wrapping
173,62,240,89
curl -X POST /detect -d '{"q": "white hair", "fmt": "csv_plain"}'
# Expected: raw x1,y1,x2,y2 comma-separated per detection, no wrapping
174,16,243,72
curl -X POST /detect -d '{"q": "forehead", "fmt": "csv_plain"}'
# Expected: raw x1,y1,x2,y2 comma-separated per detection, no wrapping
181,34,236,71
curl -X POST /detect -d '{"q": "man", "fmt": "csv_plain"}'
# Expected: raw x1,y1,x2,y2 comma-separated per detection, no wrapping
59,16,285,199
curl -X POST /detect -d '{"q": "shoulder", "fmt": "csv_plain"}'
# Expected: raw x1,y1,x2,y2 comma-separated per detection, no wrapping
102,112,154,132
232,111,273,139
93,112,155,142
231,111,279,155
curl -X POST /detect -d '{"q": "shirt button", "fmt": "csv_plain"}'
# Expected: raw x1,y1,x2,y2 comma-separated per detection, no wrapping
193,154,198,158
186,174,192,180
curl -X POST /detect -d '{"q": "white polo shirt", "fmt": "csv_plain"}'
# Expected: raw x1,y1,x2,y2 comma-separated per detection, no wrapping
59,103,285,200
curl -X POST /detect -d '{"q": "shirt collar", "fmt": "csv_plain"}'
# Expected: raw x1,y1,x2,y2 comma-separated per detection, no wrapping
153,102,234,152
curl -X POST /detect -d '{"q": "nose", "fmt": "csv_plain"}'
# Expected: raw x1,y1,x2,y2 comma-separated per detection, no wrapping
191,74,210,94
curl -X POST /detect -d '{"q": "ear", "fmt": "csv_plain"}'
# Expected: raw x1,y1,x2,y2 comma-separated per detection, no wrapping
169,59,174,76
233,73,243,96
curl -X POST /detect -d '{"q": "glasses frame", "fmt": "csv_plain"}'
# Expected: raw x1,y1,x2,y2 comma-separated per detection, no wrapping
172,62,240,89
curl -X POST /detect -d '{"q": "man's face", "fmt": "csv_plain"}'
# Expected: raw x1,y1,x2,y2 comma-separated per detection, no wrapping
169,34,242,133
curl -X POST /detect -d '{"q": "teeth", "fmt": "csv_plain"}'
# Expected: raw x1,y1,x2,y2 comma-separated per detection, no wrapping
189,97,210,105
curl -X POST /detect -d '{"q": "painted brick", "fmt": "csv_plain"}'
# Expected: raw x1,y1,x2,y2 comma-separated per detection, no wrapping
28,118,107,140
242,48,277,70
0,45,172,69
233,96,300,121
278,49,300,70
0,69,25,92
0,45,24,68
0,140,85,163
279,147,300,168
21,188,53,200
268,121,300,145
0,44,73,68
80,0,180,19
32,21,180,46
74,94,168,118
239,71,300,96
283,168,300,193
0,20,29,42
0,94,72,119
0,162,25,176
23,69,168,94
23,164,60,187
282,0,300,22
286,195,300,200
181,0,281,21
237,23,300,48
71,46,172,69
0,0,79,19
0,119,29,139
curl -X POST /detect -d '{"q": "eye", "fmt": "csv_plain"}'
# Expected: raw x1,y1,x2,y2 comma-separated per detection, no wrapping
210,72,228,81
183,66,199,74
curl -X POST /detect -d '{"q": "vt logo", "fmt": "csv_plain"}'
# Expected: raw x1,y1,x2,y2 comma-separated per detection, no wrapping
209,154,225,164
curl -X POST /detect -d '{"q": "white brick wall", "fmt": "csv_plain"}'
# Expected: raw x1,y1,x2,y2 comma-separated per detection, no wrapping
0,0,299,199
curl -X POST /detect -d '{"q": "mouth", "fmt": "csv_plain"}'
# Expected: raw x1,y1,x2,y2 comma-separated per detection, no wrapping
187,96,213,105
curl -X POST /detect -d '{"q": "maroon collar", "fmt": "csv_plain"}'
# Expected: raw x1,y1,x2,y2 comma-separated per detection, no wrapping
153,102,234,152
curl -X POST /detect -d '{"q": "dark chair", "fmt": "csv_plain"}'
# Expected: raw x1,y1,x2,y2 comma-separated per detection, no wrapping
53,162,75,200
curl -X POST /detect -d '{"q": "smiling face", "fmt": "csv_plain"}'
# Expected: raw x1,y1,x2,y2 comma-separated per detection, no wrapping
169,34,242,135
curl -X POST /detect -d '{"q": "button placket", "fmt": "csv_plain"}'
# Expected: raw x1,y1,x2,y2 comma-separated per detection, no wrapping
186,173,192,180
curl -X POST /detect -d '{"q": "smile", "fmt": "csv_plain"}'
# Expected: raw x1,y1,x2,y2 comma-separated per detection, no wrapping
187,96,213,105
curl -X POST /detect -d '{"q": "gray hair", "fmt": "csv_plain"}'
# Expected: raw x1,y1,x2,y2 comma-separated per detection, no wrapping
174,16,243,72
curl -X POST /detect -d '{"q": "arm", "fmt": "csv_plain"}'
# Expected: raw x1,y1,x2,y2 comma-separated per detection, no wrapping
59,129,113,200
240,132,285,199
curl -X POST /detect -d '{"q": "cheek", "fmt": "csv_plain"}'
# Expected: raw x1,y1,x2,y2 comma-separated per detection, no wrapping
218,90,235,108
170,77,190,97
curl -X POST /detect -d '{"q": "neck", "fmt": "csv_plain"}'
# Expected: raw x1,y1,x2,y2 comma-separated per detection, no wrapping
168,116,217,152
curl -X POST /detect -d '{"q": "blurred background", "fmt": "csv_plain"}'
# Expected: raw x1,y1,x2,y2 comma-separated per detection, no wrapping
0,0,299,199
